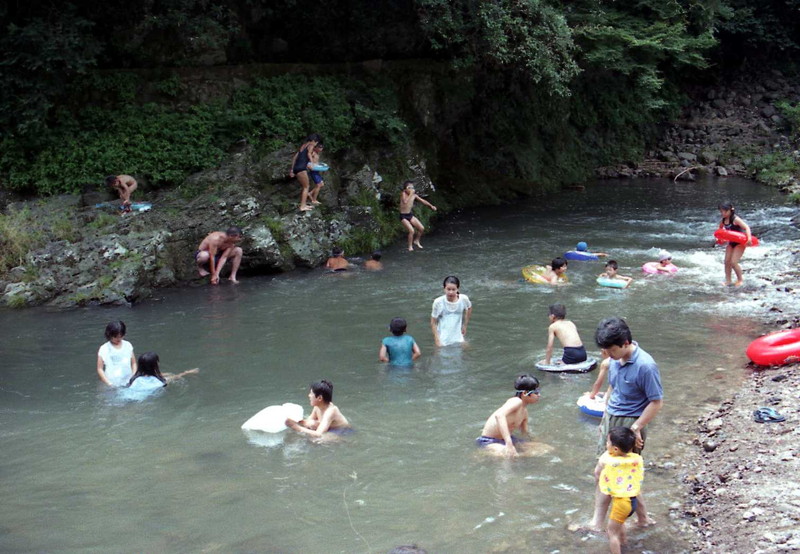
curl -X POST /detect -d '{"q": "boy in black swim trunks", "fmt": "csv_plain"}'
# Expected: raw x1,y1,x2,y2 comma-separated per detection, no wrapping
399,181,437,252
544,303,587,365
475,374,545,458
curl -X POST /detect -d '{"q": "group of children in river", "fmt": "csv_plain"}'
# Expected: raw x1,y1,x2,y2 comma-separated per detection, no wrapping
99,172,752,551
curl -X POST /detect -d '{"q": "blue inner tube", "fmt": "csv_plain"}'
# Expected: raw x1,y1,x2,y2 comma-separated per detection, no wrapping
596,277,627,289
564,251,599,261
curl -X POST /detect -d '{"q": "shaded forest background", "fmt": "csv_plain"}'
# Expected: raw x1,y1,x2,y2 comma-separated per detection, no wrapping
2,0,799,199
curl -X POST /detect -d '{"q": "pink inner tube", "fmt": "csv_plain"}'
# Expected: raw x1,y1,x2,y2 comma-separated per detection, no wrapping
746,328,800,366
642,261,678,274
714,228,760,246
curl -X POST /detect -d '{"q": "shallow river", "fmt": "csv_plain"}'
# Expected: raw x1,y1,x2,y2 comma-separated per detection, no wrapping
2,177,798,553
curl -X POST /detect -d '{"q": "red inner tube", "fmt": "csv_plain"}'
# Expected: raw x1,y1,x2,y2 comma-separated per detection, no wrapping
714,228,759,246
746,328,800,366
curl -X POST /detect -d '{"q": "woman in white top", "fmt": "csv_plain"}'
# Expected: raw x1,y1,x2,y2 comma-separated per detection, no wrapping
430,275,472,347
96,321,136,387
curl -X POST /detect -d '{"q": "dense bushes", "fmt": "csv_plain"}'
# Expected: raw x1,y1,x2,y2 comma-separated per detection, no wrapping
0,74,407,194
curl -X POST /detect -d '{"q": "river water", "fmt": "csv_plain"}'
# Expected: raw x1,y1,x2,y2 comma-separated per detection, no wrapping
1,177,798,553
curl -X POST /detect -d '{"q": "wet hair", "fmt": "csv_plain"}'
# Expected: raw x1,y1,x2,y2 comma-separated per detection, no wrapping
403,180,415,190
551,257,567,270
514,373,540,392
128,351,167,387
389,317,407,336
310,379,333,403
389,546,428,554
226,226,242,237
595,317,633,348
605,260,619,270
104,320,126,340
719,201,736,223
442,275,460,289
306,133,323,143
371,251,382,261
332,246,343,257
608,426,636,454
548,303,566,320
104,175,118,186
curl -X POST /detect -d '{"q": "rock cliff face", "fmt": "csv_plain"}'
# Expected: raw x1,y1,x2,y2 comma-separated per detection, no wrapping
1,145,437,308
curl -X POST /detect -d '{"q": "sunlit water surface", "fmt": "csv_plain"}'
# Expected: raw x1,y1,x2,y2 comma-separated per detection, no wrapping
2,177,798,553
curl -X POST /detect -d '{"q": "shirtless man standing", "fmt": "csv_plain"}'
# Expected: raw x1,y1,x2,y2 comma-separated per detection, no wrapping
105,174,138,210
399,181,437,251
195,227,243,285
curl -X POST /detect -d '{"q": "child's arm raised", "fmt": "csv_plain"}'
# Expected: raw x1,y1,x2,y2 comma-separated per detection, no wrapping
414,194,437,211
163,368,199,382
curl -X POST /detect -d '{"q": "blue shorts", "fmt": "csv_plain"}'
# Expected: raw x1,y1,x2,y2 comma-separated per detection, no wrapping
475,435,525,448
562,345,587,365
310,171,324,184
329,427,354,436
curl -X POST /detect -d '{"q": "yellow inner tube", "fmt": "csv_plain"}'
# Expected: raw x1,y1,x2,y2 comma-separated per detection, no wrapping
522,265,568,284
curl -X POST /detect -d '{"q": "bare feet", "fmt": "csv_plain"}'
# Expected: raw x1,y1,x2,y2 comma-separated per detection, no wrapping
636,516,656,528
299,205,313,212
311,200,321,205
198,268,210,277
734,280,743,287
408,246,414,252
229,277,239,284
414,241,423,249
568,522,605,535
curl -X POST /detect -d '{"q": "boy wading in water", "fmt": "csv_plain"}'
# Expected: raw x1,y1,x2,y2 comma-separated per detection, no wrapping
399,181,436,251
544,303,587,365
285,379,351,440
475,374,552,458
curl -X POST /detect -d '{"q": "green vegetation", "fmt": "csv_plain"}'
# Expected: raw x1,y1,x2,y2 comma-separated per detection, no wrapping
750,151,800,187
2,1,799,202
1,74,407,196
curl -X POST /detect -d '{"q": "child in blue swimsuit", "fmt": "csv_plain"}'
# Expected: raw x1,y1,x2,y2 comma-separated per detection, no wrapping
379,317,421,366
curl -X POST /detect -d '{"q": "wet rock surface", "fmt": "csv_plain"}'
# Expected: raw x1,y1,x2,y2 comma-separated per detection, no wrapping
1,145,434,308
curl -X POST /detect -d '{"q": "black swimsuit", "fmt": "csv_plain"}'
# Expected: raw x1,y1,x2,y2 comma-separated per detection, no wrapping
722,217,743,246
293,146,311,174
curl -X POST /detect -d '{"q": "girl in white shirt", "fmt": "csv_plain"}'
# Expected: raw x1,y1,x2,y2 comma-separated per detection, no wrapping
96,321,136,387
430,275,473,347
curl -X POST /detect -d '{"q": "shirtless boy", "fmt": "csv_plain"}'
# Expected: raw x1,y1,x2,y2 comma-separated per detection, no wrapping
598,260,633,288
399,181,437,251
544,303,587,365
325,246,350,271
363,251,384,271
476,374,543,458
540,257,568,284
105,174,138,209
285,379,351,439
195,227,243,285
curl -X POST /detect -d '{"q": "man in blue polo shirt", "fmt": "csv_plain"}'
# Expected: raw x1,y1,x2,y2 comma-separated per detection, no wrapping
588,317,663,531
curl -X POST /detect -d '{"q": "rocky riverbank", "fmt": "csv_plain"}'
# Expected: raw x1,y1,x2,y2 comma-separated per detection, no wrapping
596,70,800,198
0,144,437,308
682,356,800,553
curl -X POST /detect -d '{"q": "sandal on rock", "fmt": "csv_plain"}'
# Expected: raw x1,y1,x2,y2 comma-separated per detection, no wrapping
753,407,786,423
